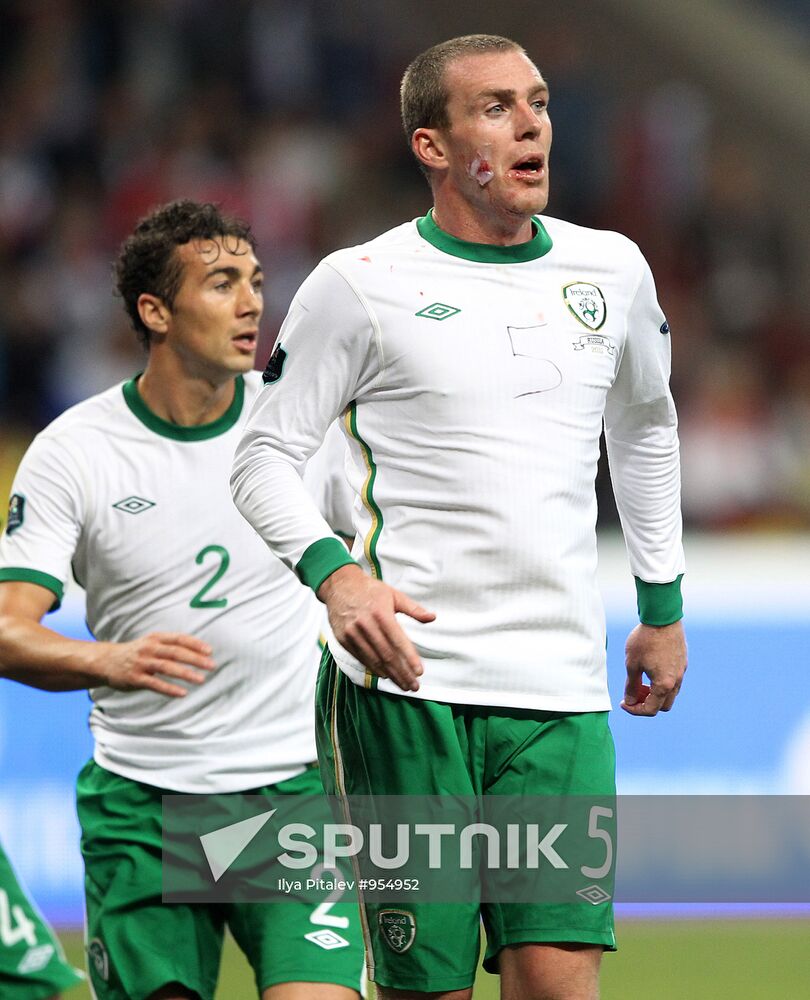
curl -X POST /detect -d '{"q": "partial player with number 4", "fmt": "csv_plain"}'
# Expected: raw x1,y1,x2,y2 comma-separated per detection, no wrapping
0,201,363,1000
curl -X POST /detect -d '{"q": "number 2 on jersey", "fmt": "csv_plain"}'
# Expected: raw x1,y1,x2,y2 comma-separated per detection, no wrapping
190,545,230,609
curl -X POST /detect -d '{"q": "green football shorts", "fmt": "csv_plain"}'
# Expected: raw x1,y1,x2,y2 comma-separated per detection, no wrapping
316,650,616,994
0,839,84,999
76,759,364,1000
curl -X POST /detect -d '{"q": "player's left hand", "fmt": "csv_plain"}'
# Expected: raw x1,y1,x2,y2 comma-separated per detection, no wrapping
621,620,687,717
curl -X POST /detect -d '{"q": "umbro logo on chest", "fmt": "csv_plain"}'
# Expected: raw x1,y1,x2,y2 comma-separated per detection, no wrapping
415,302,461,321
112,496,156,515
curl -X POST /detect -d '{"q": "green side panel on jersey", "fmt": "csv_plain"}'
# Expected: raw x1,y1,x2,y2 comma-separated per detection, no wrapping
122,374,245,441
344,403,384,579
297,538,357,592
634,574,684,626
0,568,63,610
417,209,553,263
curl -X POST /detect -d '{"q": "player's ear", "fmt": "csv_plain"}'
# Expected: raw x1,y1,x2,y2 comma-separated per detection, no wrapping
137,293,171,336
412,127,450,176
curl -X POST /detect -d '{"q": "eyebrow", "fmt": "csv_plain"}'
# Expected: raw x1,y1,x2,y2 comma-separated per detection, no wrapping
474,83,549,104
204,264,263,280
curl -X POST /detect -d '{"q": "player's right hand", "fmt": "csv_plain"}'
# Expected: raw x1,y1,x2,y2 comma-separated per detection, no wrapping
95,633,216,697
317,566,435,692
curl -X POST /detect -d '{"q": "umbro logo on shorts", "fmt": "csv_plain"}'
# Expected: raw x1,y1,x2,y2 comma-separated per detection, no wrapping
304,929,350,950
576,884,612,906
16,943,55,975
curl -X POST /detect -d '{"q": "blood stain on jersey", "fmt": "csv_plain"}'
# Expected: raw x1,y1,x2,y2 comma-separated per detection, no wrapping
5,493,25,535
262,344,287,384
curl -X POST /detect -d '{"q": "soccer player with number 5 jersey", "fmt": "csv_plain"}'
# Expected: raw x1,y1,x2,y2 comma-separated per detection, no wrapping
232,35,688,1000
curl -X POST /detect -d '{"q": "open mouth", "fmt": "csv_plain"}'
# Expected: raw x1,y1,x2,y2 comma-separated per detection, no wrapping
508,154,546,178
233,333,258,351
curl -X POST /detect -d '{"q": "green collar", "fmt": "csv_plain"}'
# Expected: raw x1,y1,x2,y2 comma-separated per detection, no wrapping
416,209,553,263
122,374,245,441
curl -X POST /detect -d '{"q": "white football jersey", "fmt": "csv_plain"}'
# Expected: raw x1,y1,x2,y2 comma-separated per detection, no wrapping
232,214,684,711
0,371,351,792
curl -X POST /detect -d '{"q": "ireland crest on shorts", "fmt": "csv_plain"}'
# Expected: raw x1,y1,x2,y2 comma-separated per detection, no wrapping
563,282,606,331
88,938,110,981
378,909,416,953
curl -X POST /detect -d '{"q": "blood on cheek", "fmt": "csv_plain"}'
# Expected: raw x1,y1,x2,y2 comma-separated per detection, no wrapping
468,149,495,187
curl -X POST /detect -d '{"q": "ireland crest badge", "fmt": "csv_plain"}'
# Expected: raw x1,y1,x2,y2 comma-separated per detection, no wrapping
378,909,416,953
563,282,606,331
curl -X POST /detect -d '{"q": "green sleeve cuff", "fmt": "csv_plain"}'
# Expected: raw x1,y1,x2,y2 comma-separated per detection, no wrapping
634,574,684,626
0,567,63,611
296,538,358,592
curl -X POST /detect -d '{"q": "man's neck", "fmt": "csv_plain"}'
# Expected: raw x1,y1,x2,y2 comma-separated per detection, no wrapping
137,357,236,427
431,190,535,246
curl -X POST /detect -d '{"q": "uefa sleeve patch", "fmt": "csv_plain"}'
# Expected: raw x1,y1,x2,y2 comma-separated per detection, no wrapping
262,344,287,385
5,493,25,535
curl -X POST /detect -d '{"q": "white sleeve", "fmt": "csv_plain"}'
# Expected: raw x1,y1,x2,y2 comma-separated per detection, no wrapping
231,259,379,591
0,433,86,608
604,251,685,620
302,420,356,541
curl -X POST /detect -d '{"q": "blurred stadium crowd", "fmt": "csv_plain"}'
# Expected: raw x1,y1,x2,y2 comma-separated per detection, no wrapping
1,0,808,528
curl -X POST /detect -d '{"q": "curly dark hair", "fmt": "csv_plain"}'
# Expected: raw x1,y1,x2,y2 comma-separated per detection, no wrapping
114,200,257,348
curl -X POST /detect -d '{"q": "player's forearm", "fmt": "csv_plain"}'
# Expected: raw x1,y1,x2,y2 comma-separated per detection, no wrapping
231,440,356,590
605,395,684,591
0,614,107,690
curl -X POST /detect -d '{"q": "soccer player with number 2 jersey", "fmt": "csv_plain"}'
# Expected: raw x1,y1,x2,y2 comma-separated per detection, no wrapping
0,201,363,1000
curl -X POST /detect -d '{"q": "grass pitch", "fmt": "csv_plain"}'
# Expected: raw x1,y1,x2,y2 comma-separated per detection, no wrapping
60,918,810,998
